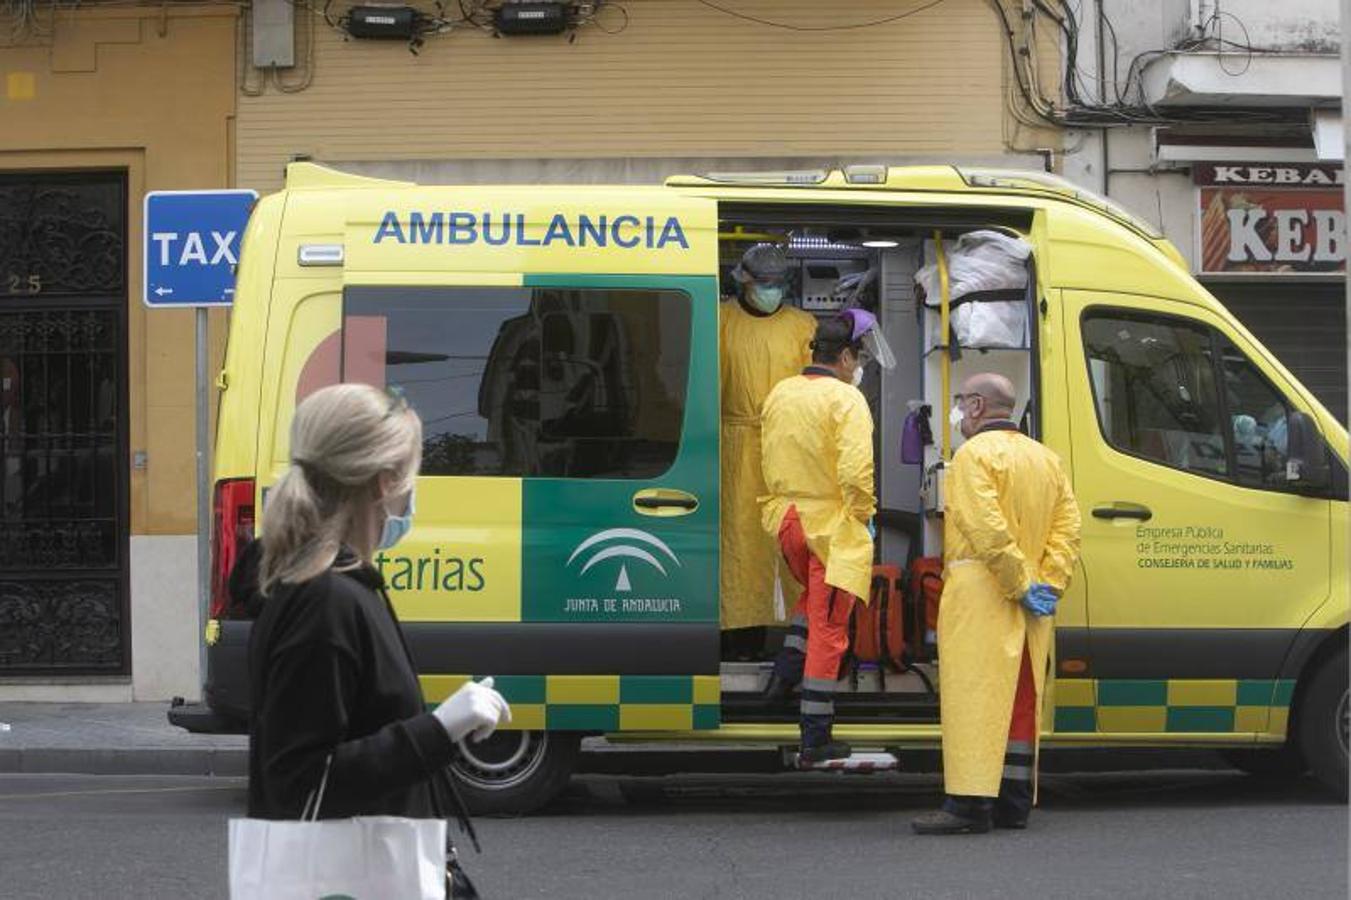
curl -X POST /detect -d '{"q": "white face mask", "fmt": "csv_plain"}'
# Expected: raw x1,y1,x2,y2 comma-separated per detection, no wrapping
949,403,965,428
851,365,865,387
745,283,784,314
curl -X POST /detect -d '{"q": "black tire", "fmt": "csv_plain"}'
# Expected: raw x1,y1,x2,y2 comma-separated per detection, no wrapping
1221,747,1305,780
1296,648,1349,800
446,730,580,816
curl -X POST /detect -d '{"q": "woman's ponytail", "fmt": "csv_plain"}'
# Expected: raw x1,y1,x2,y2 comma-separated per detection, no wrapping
258,383,421,596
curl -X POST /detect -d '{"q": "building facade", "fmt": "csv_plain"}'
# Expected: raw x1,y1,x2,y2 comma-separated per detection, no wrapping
1060,0,1346,420
235,0,1060,191
0,4,236,699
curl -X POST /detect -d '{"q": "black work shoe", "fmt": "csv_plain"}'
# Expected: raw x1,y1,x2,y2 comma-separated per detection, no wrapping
798,741,852,767
762,674,793,704
911,808,992,835
993,813,1029,830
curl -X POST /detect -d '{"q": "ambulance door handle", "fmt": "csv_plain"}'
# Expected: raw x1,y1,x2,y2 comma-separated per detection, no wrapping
1092,503,1152,522
633,489,699,517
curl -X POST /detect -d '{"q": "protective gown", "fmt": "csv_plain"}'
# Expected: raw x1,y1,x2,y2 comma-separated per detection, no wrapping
938,428,1081,797
718,300,816,629
759,372,876,604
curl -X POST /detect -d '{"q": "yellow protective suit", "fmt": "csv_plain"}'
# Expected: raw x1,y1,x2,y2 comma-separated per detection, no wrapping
759,371,877,603
938,427,1081,797
718,300,816,629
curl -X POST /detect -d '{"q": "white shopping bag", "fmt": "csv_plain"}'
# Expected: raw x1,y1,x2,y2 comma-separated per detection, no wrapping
228,756,447,900
228,815,446,900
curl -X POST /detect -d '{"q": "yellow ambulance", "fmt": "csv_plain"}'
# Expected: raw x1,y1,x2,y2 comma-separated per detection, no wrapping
174,162,1348,813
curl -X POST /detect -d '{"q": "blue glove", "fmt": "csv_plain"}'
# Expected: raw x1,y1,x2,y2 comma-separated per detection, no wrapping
1020,583,1058,617
866,519,876,541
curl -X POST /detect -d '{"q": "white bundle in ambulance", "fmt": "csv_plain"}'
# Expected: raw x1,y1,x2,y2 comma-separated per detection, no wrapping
916,230,1032,349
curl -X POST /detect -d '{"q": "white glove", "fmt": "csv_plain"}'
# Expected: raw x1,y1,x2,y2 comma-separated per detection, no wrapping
433,677,512,743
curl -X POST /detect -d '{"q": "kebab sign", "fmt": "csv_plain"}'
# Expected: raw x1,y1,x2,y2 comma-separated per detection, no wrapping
1196,163,1346,275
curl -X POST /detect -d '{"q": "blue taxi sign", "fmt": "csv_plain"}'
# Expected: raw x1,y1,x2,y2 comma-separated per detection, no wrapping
143,189,257,307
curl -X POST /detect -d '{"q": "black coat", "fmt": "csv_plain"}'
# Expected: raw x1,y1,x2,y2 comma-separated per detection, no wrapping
246,549,457,820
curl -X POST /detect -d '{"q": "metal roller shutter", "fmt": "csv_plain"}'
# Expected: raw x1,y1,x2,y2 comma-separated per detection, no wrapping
1207,282,1347,425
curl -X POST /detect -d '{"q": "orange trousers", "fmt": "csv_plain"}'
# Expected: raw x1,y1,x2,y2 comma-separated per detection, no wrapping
771,507,857,748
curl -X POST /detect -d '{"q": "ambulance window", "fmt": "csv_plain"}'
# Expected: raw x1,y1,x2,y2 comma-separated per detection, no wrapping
342,286,691,479
1082,313,1228,479
1218,342,1295,491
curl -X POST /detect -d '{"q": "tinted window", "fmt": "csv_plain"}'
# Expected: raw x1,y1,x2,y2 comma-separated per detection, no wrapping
1083,313,1227,478
343,286,691,479
1219,342,1294,491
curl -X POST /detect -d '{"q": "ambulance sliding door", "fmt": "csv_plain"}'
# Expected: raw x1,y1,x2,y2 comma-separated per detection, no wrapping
339,191,722,733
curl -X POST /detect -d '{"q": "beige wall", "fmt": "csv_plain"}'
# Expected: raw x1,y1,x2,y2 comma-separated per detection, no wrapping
237,0,1060,193
1,5,238,536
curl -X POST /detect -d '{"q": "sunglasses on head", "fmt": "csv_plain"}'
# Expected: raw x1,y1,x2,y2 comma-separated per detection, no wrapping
384,384,409,416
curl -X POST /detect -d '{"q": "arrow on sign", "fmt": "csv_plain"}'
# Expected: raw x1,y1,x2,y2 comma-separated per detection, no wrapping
154,287,174,296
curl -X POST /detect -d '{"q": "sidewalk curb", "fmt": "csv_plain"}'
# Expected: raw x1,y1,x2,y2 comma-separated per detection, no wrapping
0,747,247,777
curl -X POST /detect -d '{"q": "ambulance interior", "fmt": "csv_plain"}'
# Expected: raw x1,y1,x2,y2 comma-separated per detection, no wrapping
715,204,1039,726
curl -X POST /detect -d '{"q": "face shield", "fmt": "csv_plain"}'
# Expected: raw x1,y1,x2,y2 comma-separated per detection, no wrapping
840,308,896,370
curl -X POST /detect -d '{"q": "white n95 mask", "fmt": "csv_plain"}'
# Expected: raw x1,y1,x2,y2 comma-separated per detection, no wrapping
949,403,964,428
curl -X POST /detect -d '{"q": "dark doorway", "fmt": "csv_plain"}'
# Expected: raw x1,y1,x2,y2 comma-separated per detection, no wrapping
0,171,129,674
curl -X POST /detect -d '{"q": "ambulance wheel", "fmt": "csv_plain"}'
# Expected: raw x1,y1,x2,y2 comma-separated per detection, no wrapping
447,730,580,816
1297,648,1348,800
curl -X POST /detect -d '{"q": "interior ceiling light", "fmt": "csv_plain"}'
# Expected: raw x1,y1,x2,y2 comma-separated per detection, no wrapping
862,239,900,248
789,236,862,251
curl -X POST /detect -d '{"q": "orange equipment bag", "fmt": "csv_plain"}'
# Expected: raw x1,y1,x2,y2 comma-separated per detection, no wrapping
849,564,906,671
908,556,944,650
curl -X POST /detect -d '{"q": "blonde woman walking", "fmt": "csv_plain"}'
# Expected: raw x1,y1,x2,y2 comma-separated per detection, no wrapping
246,383,510,827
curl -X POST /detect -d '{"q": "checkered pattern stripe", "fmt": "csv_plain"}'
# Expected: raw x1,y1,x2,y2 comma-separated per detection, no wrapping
1054,678,1296,735
420,674,721,732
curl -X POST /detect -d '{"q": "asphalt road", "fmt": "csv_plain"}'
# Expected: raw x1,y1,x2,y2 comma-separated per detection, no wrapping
0,768,1343,899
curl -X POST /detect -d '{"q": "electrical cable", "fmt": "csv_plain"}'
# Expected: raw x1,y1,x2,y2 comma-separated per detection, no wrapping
238,4,269,97
1006,0,1299,129
576,0,628,35
986,0,1066,127
456,0,495,32
1207,9,1255,77
691,0,947,32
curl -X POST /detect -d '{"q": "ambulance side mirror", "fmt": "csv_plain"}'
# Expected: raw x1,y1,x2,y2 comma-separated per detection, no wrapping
1285,411,1331,493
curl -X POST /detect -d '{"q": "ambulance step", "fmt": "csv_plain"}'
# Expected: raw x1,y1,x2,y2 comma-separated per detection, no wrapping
722,694,938,723
789,750,902,772
718,661,939,696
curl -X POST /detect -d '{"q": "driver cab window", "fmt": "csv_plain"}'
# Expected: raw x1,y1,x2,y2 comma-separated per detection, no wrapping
1220,341,1294,491
1083,313,1227,478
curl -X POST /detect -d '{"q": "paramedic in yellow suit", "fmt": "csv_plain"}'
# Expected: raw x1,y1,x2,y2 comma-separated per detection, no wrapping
912,373,1081,835
761,310,894,764
719,243,816,658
